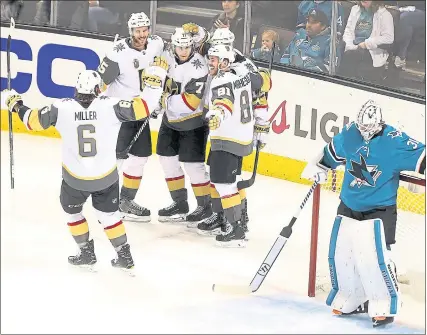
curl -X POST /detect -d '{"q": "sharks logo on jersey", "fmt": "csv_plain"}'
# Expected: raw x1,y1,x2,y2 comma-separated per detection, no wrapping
348,154,382,188
387,130,403,139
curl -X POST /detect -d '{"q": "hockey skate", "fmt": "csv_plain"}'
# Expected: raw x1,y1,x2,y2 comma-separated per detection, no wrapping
111,243,135,276
215,221,246,248
186,203,213,228
158,200,189,223
197,212,226,236
372,316,394,328
332,301,369,316
240,198,249,233
68,239,97,270
119,197,151,222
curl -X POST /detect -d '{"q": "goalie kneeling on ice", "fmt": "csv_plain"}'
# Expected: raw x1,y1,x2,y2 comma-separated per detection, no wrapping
326,215,400,318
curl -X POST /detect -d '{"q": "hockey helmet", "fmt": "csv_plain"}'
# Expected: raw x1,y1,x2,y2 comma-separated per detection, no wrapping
210,28,235,46
76,70,102,96
128,12,151,35
171,27,193,48
208,44,235,64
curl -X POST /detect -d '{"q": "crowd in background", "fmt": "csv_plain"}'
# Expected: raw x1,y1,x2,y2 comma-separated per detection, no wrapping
1,0,425,96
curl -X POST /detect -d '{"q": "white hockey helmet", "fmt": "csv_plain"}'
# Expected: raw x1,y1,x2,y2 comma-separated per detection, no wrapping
171,27,193,48
210,28,235,46
76,70,102,96
208,44,235,64
128,12,151,35
356,100,384,141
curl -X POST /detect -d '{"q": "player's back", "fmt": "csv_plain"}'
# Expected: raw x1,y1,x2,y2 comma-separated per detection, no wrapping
209,70,255,157
54,97,122,192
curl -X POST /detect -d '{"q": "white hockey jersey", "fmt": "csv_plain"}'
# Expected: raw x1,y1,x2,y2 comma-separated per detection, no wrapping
161,49,208,131
18,87,162,192
208,70,256,157
98,36,164,99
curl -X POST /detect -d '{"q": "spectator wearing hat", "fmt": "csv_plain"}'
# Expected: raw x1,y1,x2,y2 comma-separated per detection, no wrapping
339,1,394,84
297,0,345,37
280,9,338,73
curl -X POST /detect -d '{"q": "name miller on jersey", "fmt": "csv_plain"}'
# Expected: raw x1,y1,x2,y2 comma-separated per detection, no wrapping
75,111,97,121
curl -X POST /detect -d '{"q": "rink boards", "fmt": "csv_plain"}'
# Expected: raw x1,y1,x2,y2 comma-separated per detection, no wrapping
1,26,425,185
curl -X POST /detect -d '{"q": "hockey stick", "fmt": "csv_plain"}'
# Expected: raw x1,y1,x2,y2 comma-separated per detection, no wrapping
7,18,16,189
236,42,276,191
213,180,319,294
116,115,151,160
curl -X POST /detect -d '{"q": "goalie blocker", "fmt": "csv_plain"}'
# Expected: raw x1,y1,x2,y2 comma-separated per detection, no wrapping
327,216,400,322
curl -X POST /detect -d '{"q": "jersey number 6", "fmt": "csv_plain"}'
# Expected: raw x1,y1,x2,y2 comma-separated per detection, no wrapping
77,124,97,157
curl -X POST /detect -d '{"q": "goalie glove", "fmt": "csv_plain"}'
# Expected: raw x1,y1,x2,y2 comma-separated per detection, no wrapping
205,108,225,131
301,151,330,184
3,89,23,113
253,123,270,150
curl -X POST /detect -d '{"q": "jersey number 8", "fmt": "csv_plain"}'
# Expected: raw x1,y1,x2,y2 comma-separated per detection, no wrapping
77,124,97,157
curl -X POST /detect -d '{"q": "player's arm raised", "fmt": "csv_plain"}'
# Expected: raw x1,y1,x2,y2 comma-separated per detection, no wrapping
4,90,58,131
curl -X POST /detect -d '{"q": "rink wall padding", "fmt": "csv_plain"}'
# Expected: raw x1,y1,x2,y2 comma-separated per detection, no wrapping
0,109,311,185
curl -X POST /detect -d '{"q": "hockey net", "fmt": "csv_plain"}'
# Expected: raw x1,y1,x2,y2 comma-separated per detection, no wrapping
308,167,426,298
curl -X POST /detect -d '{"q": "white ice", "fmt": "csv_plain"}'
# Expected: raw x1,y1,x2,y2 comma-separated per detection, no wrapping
1,133,424,334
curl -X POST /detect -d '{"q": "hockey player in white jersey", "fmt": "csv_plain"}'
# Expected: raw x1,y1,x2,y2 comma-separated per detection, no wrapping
198,45,268,247
97,12,164,223
185,26,272,236
301,100,426,327
154,28,211,224
3,61,168,270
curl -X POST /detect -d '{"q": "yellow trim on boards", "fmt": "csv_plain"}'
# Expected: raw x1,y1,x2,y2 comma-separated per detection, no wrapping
1,109,424,216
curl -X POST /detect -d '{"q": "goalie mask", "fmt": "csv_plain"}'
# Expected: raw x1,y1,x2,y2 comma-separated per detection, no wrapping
171,27,194,62
210,28,235,47
356,100,384,141
207,44,235,75
128,12,150,49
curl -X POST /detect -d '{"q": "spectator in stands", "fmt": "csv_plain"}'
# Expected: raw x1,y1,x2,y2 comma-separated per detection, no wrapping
251,29,281,63
57,1,89,30
296,0,345,37
394,3,426,69
34,0,50,25
280,9,336,73
339,1,394,84
87,0,121,33
210,0,244,51
1,0,22,21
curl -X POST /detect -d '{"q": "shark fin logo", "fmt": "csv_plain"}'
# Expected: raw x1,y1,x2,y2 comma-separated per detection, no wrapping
348,154,382,188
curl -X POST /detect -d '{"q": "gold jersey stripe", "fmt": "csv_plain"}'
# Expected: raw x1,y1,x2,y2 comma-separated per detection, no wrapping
168,112,203,123
213,98,233,113
182,93,201,111
27,109,44,131
132,97,150,120
192,182,210,196
68,219,89,237
104,221,126,240
210,136,253,146
62,164,117,181
210,184,221,199
166,175,185,191
239,189,246,200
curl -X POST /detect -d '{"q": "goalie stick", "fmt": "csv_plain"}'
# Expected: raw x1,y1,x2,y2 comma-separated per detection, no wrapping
213,180,319,294
237,42,276,191
7,18,16,189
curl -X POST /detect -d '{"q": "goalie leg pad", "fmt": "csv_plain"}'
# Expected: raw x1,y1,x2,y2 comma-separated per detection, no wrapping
326,216,367,314
352,218,400,318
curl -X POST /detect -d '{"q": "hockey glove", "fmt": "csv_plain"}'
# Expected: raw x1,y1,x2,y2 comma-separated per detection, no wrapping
182,22,199,35
205,108,225,131
165,77,180,95
151,56,169,72
253,123,270,150
3,89,23,113
152,92,170,118
301,153,329,184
